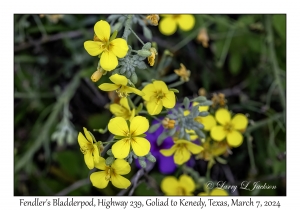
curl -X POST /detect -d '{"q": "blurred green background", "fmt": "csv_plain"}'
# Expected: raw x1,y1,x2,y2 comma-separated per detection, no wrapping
14,14,286,196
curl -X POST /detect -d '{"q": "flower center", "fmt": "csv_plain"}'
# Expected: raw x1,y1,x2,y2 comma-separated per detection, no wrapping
223,122,234,132
172,15,181,20
116,86,128,98
105,167,114,181
80,144,94,155
155,90,165,100
176,187,186,195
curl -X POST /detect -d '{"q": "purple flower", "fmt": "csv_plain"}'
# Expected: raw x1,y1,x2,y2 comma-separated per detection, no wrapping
135,121,177,174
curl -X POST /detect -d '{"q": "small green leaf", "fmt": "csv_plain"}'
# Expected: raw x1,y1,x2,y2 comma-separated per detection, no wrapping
169,88,179,93
148,123,161,133
143,26,152,40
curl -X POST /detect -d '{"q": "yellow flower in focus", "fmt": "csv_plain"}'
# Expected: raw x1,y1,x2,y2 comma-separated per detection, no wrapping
198,188,228,196
109,97,135,121
99,74,144,98
146,14,160,26
210,108,248,147
159,15,195,36
160,139,203,165
148,47,158,66
108,116,150,159
161,174,195,195
90,157,131,189
142,81,176,115
84,20,129,71
174,63,191,82
78,127,101,169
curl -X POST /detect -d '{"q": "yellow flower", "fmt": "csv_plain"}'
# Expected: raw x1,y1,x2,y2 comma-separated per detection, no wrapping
159,15,195,36
174,63,191,82
198,188,228,196
109,97,135,121
90,157,131,189
142,81,176,115
99,74,144,98
184,106,216,131
196,139,228,161
161,174,195,195
108,116,150,159
146,14,160,26
160,139,203,165
148,47,157,66
78,127,101,169
84,20,129,71
210,108,248,147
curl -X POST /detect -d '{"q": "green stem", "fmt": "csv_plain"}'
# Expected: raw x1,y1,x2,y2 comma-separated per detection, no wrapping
246,134,257,176
245,113,283,135
265,15,286,122
15,71,82,173
129,28,145,45
218,27,235,67
171,28,200,52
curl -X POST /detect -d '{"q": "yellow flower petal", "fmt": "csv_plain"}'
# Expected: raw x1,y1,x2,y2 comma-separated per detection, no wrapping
141,84,155,101
161,176,180,195
162,91,176,108
126,86,145,96
199,106,209,112
90,171,109,189
159,16,177,36
210,188,228,196
160,145,177,156
131,137,151,157
174,147,191,165
94,157,106,170
99,83,119,91
112,139,131,159
185,141,204,154
109,74,128,86
231,114,248,130
179,174,195,193
84,151,94,169
94,20,110,42
201,115,217,131
110,38,128,58
119,97,130,110
109,104,126,117
146,99,163,115
111,174,131,189
84,41,103,56
111,159,131,175
153,80,169,93
227,130,243,147
78,132,88,148
211,126,227,141
215,108,231,125
130,116,149,135
108,117,128,136
100,51,118,71
177,15,195,31
93,144,100,164
83,127,93,143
